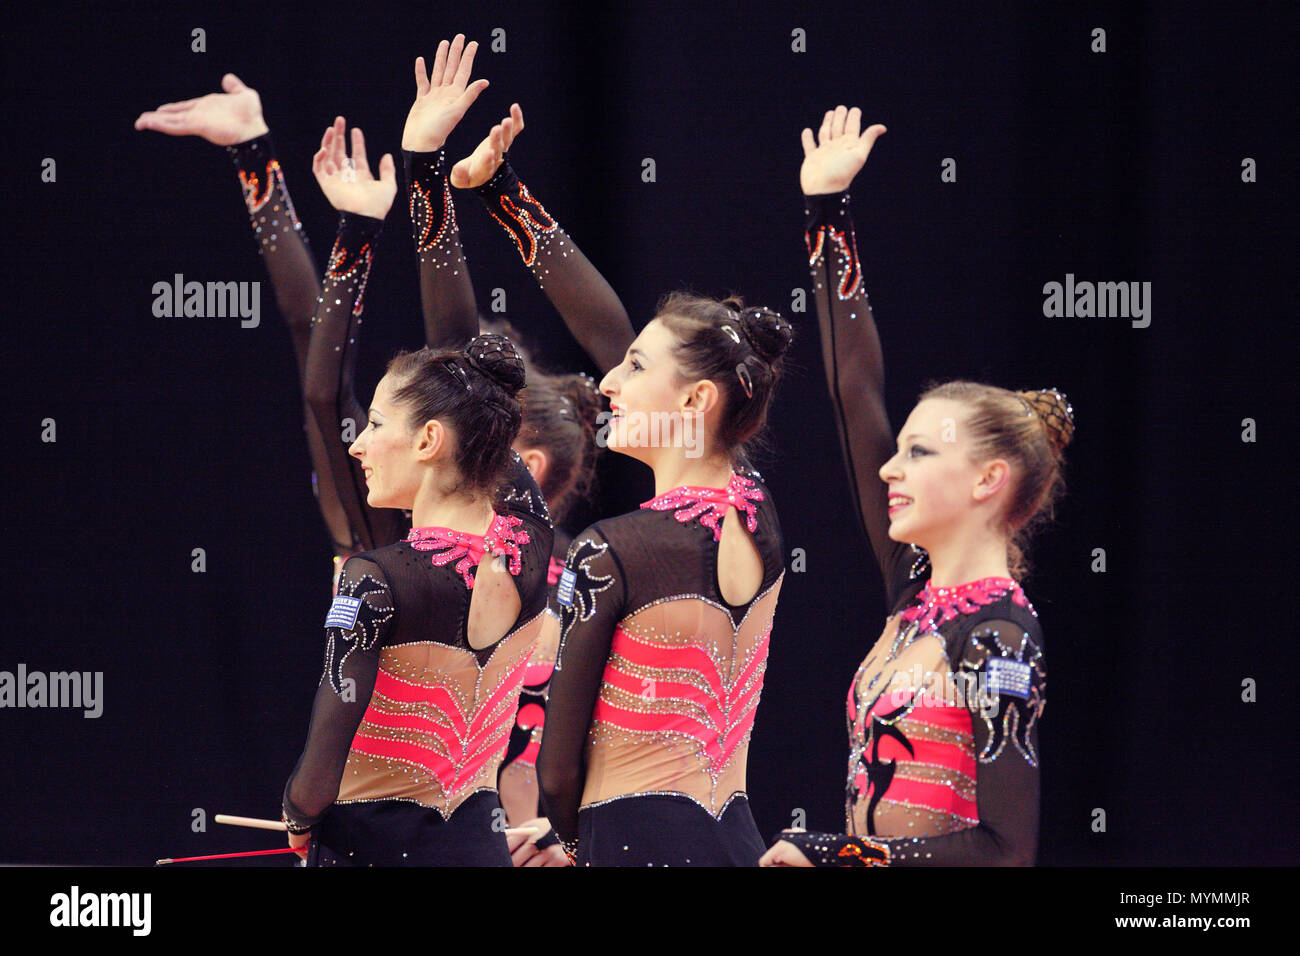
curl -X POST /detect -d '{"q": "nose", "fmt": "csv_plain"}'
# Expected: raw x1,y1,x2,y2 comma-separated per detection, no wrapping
349,431,365,460
599,367,618,398
878,448,902,483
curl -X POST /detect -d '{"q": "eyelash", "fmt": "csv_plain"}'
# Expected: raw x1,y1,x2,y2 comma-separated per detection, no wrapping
906,445,929,458
630,359,643,372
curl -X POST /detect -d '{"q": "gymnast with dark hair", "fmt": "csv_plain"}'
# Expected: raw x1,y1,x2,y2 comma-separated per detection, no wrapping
536,290,796,866
135,35,633,865
760,107,1072,867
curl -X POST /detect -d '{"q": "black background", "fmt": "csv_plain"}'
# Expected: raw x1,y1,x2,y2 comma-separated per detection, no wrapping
2,0,1293,866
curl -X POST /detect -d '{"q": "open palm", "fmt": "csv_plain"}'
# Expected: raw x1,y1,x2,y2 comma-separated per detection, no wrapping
134,73,268,146
451,102,524,189
800,106,886,196
402,34,491,152
313,117,396,220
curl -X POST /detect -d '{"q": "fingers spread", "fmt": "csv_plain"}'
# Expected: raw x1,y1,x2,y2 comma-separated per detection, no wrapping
832,105,848,138
818,109,833,145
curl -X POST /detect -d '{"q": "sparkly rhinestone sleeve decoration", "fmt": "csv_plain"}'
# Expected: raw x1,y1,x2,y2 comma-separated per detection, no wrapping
321,213,380,318
406,148,456,254
226,134,303,251
961,622,1046,766
323,559,395,696
639,473,764,542
780,831,890,866
405,514,531,589
473,158,557,266
805,191,862,299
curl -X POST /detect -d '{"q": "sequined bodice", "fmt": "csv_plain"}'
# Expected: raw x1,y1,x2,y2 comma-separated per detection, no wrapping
845,577,1032,839
577,475,785,818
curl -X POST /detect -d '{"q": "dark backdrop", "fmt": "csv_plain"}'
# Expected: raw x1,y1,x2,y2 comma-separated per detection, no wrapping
2,0,1293,865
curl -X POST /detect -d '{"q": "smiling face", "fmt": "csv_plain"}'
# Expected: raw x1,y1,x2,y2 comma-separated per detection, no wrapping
877,398,1011,550
348,372,429,510
599,318,711,464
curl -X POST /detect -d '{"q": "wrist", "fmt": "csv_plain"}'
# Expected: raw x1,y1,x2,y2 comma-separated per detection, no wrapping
802,181,851,198
235,119,270,144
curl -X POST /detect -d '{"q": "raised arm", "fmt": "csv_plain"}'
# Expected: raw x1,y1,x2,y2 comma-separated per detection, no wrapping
303,119,407,554
135,75,358,561
453,105,635,374
763,617,1046,867
801,108,917,604
401,35,489,350
283,555,394,848
535,525,626,859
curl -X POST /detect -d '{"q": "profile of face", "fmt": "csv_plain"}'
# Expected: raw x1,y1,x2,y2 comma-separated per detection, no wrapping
598,318,714,464
877,398,1012,550
348,372,451,510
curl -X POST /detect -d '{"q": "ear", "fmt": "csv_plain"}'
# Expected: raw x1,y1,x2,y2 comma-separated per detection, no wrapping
516,445,550,487
413,418,447,462
681,378,721,418
973,458,1012,502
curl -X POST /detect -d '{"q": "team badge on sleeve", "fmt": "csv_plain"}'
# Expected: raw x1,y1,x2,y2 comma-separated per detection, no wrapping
557,568,577,608
986,657,1032,700
325,595,363,631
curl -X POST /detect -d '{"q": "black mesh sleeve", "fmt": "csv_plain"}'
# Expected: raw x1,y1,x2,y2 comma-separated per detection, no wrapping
405,148,481,351
282,555,395,829
303,212,408,554
226,134,356,559
473,157,634,373
535,525,626,848
805,190,922,607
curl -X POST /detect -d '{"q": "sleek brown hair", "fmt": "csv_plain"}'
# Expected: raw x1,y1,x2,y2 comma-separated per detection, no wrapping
653,291,794,461
384,333,527,495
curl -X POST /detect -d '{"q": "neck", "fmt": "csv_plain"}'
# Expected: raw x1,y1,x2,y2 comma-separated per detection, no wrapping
649,449,735,497
921,525,1013,589
410,476,496,536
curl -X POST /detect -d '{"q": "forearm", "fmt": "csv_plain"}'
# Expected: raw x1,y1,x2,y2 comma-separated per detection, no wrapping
226,133,320,378
806,189,901,580
405,148,480,350
474,157,633,373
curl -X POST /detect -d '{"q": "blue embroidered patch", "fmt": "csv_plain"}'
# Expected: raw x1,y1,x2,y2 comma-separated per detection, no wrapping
325,595,363,630
557,568,576,607
986,657,1032,699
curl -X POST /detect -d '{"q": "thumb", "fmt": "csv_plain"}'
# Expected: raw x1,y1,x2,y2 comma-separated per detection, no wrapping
379,153,396,184
449,158,471,188
861,123,887,148
222,73,248,93
459,78,490,110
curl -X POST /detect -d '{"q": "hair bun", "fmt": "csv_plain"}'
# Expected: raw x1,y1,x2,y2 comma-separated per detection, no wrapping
737,306,794,364
1017,388,1075,457
465,333,526,396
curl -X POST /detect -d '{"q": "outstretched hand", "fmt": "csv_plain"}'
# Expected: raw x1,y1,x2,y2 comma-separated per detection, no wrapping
402,34,491,152
800,106,886,196
133,73,269,145
313,116,397,220
450,102,524,189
